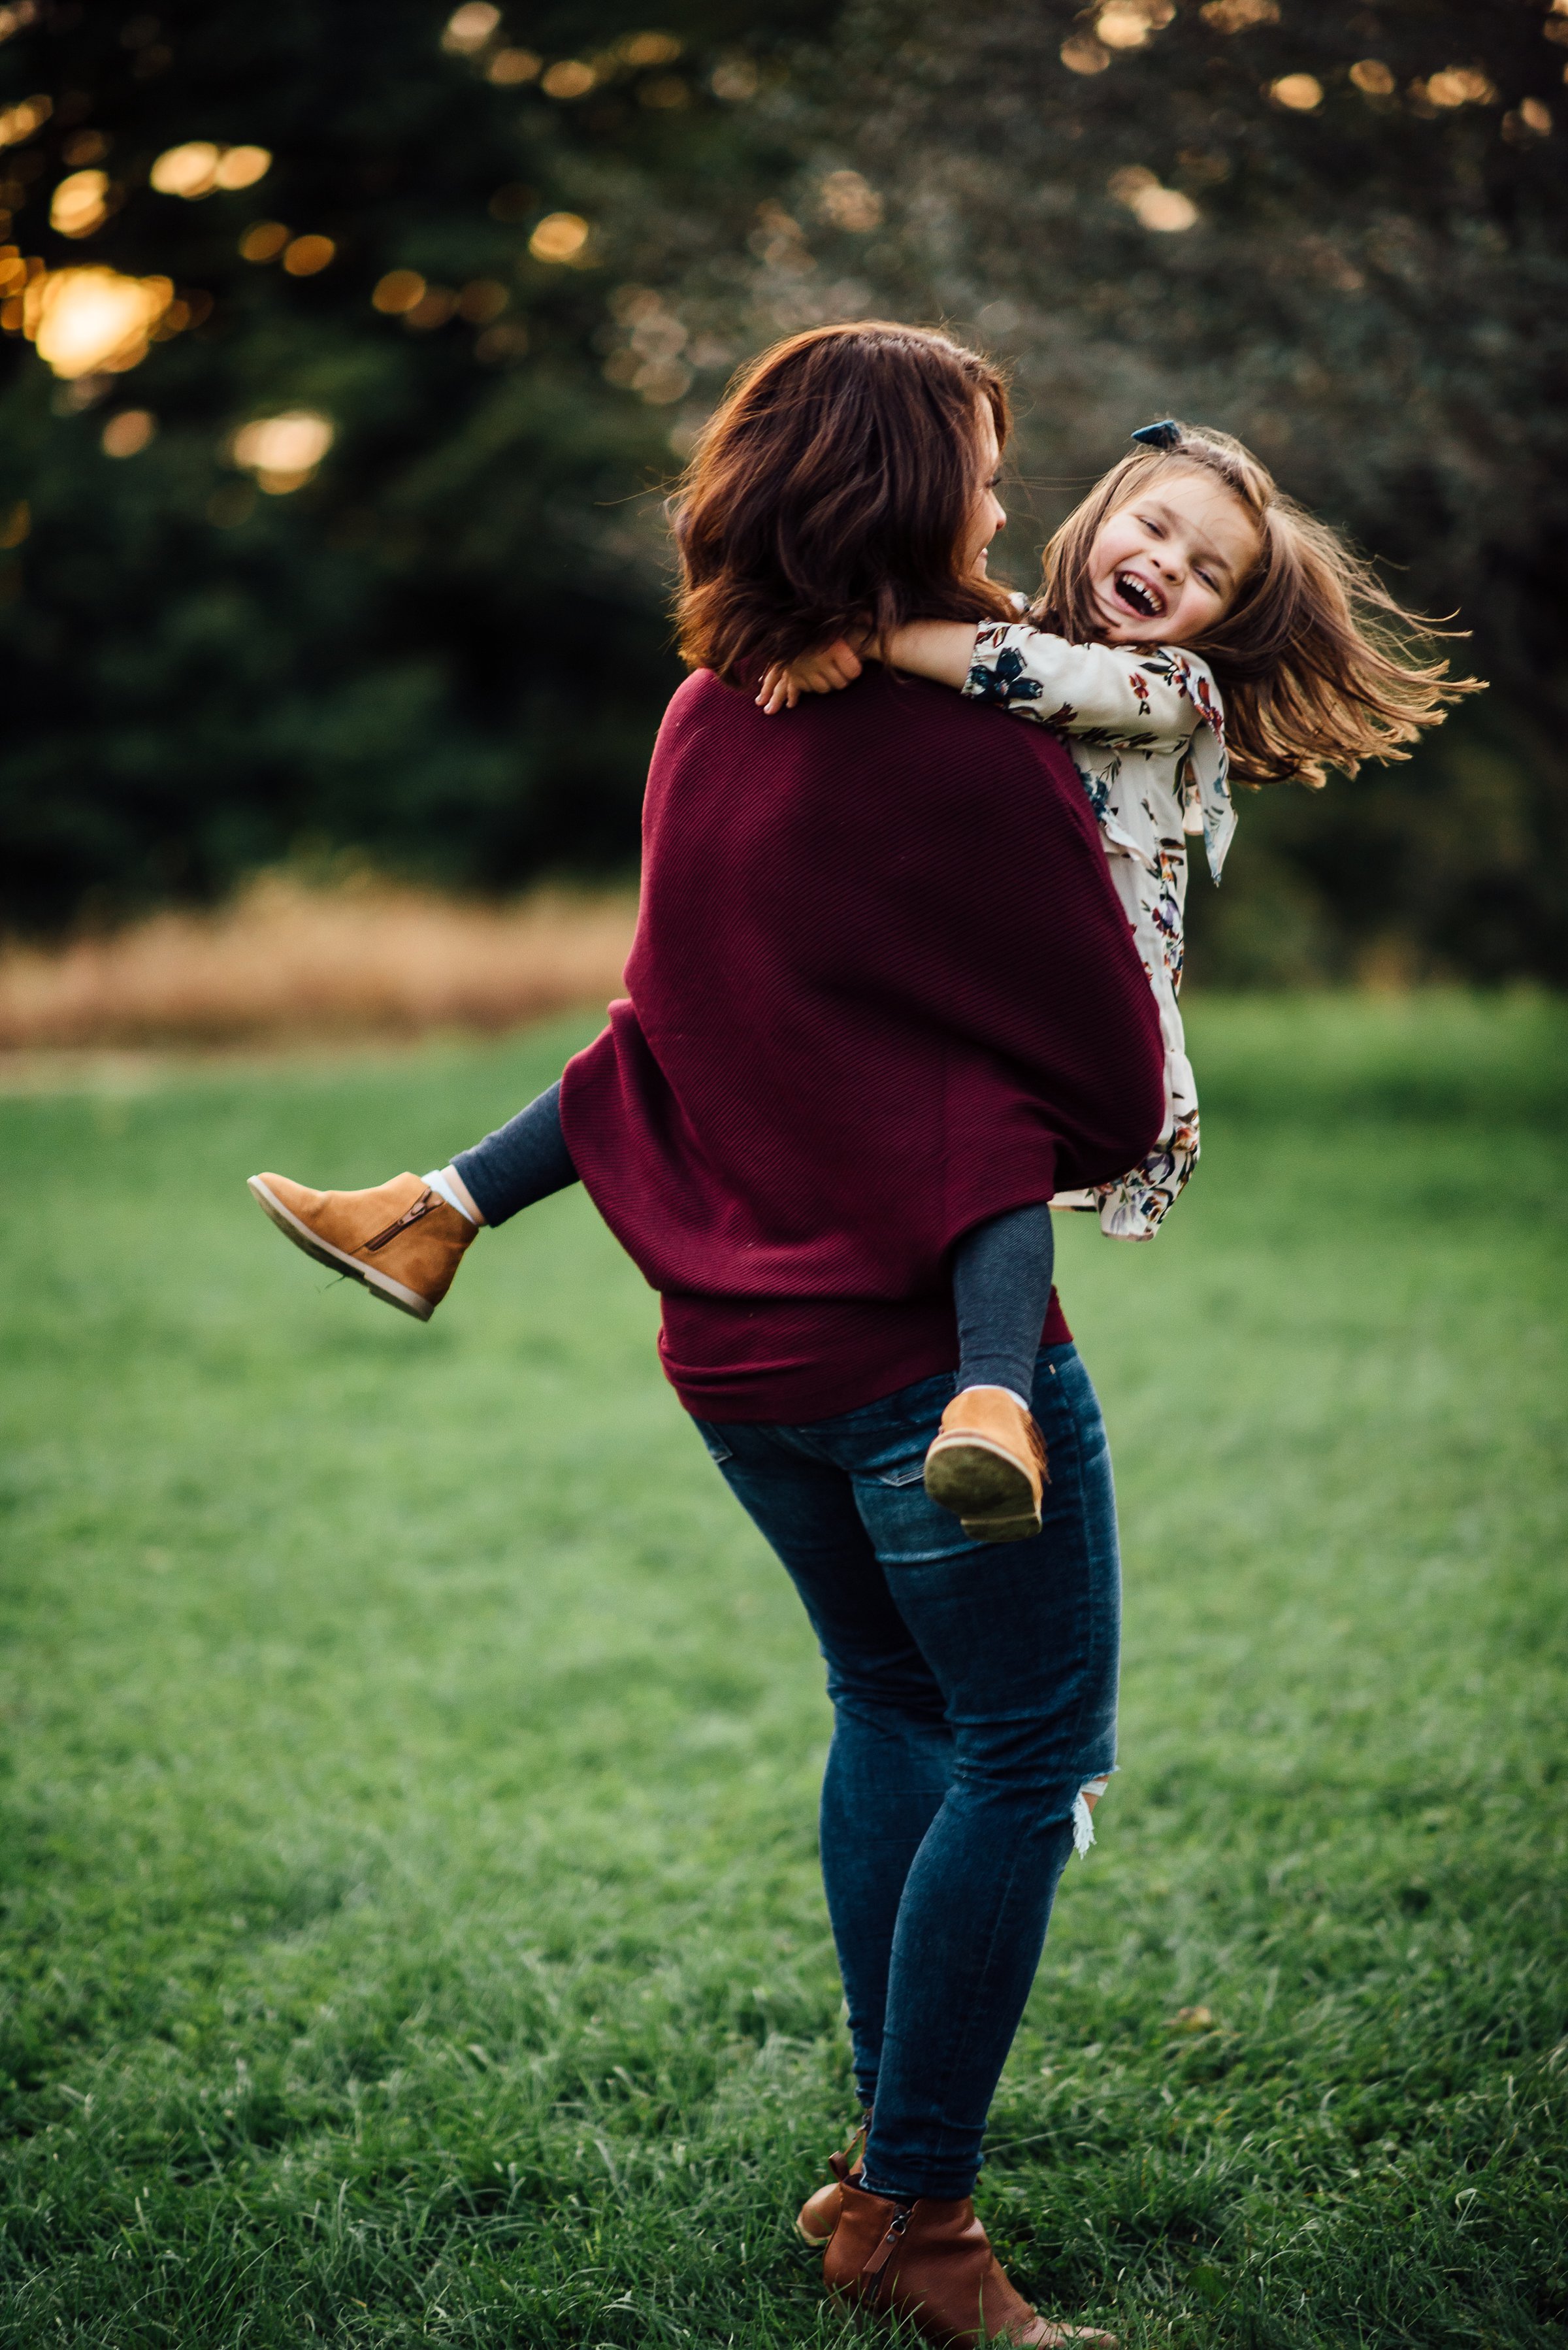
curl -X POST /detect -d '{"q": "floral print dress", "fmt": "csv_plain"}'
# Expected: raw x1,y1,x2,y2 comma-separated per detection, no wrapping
963,622,1235,1240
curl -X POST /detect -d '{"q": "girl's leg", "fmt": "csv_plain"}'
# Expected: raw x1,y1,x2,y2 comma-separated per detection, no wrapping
951,1202,1054,1403
924,1203,1056,1540
449,1080,579,1227
248,1082,578,1319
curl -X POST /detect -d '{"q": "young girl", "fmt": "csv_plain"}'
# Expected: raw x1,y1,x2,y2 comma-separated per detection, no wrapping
249,418,1475,1544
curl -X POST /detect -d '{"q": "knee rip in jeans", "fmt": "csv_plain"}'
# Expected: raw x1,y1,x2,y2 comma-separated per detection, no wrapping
1072,1776,1111,1858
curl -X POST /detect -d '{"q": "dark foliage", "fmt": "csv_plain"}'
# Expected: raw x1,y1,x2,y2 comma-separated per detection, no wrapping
1,0,1565,980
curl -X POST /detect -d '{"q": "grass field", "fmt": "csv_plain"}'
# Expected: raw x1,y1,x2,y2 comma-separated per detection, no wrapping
1,995,1565,2350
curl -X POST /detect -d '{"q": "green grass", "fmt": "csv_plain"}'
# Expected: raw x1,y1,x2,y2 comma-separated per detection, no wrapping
1,994,1565,2349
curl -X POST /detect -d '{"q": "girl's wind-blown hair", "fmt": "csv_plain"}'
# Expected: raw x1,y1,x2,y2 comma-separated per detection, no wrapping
672,322,1018,684
1039,424,1482,787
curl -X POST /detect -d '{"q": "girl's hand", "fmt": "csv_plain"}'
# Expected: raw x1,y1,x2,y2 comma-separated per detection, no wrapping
756,638,864,715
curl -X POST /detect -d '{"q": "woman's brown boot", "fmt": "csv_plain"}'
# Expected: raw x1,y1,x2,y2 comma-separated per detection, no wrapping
823,2181,1115,2348
795,2113,870,2246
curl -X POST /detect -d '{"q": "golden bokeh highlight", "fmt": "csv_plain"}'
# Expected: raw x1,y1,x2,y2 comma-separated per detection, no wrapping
541,59,596,99
487,48,540,85
1109,165,1199,231
457,277,508,323
0,93,50,151
24,267,173,377
818,170,882,232
618,32,682,66
1096,1,1174,52
0,499,29,550
1199,0,1277,26
372,269,427,314
1517,97,1553,133
214,146,272,190
282,235,335,276
1271,74,1324,111
50,169,110,239
1422,69,1497,109
101,408,156,458
1060,35,1110,74
150,141,222,197
230,409,334,493
1349,59,1396,97
529,211,591,263
238,221,291,263
442,4,499,56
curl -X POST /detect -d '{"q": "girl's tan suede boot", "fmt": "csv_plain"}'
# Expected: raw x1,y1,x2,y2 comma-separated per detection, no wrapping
248,1171,476,1321
923,1388,1049,1542
823,2181,1115,2349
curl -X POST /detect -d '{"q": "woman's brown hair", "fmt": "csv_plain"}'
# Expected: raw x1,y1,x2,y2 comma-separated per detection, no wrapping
672,322,1018,684
1037,424,1482,787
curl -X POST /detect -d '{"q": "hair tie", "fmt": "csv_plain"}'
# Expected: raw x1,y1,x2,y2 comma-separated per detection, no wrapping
1131,419,1182,450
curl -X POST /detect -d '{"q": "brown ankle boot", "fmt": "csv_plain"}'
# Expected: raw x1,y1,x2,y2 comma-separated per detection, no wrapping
823,2181,1115,2348
923,1388,1049,1542
795,2113,870,2247
248,1170,476,1321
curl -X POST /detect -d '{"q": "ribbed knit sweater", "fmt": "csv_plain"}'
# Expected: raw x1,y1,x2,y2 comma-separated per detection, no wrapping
559,667,1165,1422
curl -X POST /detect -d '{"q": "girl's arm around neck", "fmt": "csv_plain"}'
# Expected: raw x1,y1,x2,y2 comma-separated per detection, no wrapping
961,622,1211,743
882,621,981,691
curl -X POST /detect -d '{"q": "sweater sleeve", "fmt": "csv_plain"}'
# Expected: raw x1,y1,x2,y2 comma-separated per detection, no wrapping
836,689,1168,1197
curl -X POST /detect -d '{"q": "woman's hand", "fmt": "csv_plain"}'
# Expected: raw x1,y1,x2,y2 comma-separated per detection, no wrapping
757,637,864,716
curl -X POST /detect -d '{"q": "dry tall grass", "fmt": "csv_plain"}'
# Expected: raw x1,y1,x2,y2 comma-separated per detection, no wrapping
0,876,638,1050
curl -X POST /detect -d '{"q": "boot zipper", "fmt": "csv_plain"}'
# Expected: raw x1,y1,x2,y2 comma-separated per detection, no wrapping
862,2204,910,2287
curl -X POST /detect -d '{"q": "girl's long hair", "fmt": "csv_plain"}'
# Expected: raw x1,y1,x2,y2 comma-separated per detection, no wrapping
672,322,1019,684
1037,425,1482,787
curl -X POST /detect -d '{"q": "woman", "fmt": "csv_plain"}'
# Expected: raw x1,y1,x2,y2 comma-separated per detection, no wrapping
252,324,1164,2346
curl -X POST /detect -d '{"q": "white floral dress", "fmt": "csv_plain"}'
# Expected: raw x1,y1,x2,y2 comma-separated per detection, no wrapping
962,622,1235,1240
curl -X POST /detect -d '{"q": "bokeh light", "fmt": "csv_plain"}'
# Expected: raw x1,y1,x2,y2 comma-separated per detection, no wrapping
1060,36,1111,74
710,58,759,100
150,142,223,197
1349,59,1396,97
487,49,540,85
101,408,156,457
0,93,51,150
818,170,882,231
372,269,427,314
1198,0,1278,25
50,169,111,239
1271,74,1324,111
1109,165,1199,231
619,33,682,66
529,211,591,263
214,146,271,190
1096,3,1175,51
457,278,508,323
442,3,498,54
24,266,172,377
1423,69,1497,109
238,221,290,262
541,60,596,99
281,235,335,276
230,409,334,493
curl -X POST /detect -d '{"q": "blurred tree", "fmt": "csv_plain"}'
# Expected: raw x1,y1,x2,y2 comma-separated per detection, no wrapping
2,0,1565,985
0,0,830,927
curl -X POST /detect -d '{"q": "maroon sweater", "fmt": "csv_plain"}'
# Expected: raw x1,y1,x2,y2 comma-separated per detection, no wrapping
560,667,1164,1422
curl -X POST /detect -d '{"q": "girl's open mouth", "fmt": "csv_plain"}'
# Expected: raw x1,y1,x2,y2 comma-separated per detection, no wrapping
1113,569,1164,619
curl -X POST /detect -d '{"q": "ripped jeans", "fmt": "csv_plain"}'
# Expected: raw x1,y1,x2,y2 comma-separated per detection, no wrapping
691,1341,1120,2202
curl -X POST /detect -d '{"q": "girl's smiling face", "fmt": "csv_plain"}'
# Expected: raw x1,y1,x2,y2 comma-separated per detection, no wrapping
1088,468,1258,645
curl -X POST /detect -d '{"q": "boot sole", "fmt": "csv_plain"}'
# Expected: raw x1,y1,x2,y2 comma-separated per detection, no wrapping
247,1176,434,1323
924,1435,1041,1542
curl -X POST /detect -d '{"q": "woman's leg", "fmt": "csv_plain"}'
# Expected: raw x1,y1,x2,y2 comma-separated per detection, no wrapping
851,1345,1120,2199
689,1418,953,2110
695,1344,1117,2194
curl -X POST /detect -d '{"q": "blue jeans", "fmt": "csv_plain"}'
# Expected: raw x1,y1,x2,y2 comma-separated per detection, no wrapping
692,1340,1120,2202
